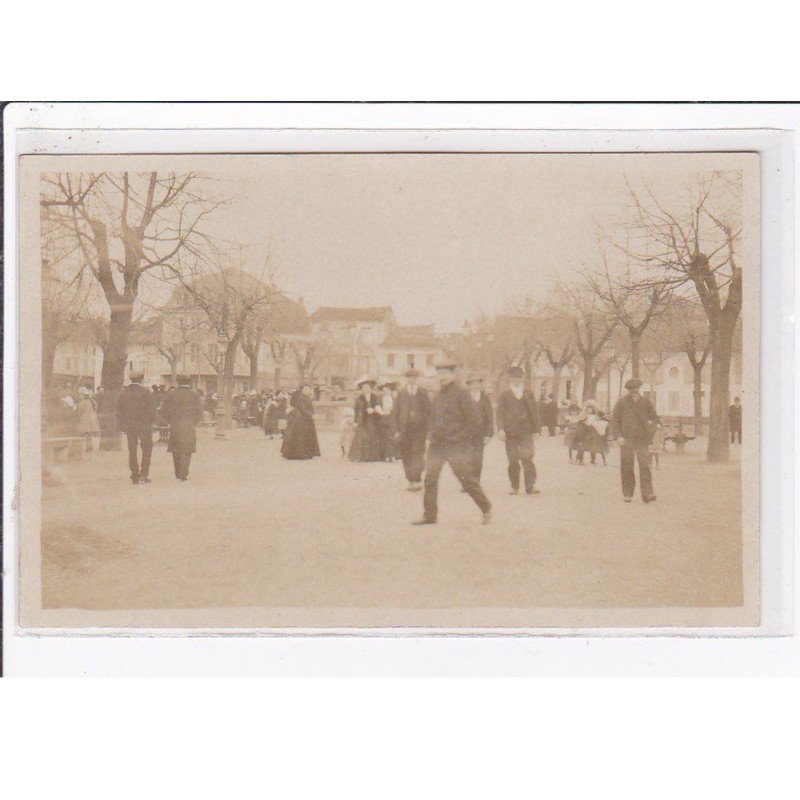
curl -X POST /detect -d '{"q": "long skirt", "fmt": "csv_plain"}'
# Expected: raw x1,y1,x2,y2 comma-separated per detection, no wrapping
281,415,321,460
348,423,384,462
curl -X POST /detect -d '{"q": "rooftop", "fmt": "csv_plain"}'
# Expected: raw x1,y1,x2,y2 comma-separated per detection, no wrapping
310,306,394,324
381,324,439,349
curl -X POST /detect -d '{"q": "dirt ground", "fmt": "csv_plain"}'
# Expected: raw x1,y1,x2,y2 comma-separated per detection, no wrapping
39,424,744,617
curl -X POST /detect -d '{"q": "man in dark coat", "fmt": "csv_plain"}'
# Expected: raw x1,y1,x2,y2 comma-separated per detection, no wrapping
610,378,660,503
729,397,742,444
160,375,204,481
393,368,432,491
115,373,156,484
412,360,492,526
542,394,558,436
496,366,541,495
465,376,494,482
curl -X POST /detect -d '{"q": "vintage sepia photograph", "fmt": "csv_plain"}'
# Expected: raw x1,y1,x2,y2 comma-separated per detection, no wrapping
17,151,760,629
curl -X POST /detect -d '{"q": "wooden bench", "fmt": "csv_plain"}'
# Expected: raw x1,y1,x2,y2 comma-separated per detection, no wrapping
664,433,695,453
44,436,85,463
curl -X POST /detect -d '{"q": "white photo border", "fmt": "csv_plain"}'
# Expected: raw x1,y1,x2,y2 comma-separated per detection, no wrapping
2,103,796,675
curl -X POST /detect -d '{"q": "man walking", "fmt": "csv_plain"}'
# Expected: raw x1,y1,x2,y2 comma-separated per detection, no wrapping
393,368,431,491
610,378,660,503
115,373,156,485
729,397,742,444
161,375,204,481
465,375,494,482
412,359,492,526
496,366,541,495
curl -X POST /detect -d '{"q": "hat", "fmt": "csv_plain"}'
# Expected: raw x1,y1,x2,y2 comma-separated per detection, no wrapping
507,366,525,379
584,399,597,409
466,375,485,385
404,368,420,378
356,375,376,389
624,378,643,390
78,386,91,396
380,381,397,390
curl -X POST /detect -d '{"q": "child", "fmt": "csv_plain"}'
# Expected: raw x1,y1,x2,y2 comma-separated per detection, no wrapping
339,407,356,457
649,423,666,469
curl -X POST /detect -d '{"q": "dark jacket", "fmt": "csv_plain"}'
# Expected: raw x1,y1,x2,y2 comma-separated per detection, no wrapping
496,389,541,436
610,393,660,443
469,391,494,440
353,392,383,428
115,384,157,432
161,386,203,453
428,381,481,447
393,388,432,436
728,403,742,428
542,400,558,425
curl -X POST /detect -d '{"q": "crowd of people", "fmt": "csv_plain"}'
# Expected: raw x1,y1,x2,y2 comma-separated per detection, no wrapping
46,363,744,522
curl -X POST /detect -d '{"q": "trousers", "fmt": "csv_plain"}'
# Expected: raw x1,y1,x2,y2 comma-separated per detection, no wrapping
126,428,153,481
172,450,193,480
504,432,536,491
399,426,427,483
423,442,491,521
620,441,653,499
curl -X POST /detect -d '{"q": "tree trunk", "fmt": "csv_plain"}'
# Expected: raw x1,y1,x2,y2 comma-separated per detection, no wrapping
222,337,240,429
99,306,133,448
707,322,734,462
170,362,178,386
249,355,259,390
630,334,641,380
692,362,705,437
581,356,596,401
551,364,563,402
274,359,283,390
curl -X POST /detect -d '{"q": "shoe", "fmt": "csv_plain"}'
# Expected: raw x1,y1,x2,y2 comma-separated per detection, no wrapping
508,488,519,495
130,477,139,484
623,497,633,503
643,495,657,503
525,487,541,495
411,517,436,526
139,477,152,484
481,510,492,525
410,482,423,492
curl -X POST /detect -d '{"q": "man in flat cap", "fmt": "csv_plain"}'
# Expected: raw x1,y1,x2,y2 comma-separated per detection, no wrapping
393,368,432,491
412,359,492,525
115,372,156,485
160,375,204,481
496,366,541,495
610,378,660,503
465,376,494,483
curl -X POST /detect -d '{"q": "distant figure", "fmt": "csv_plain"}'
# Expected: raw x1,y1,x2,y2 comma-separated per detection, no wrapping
161,375,204,481
649,423,666,469
339,407,356,457
393,368,432,492
349,377,384,462
562,402,582,462
465,375,494,483
541,394,558,436
611,378,660,503
496,366,541,495
115,373,156,485
729,397,742,444
379,381,398,461
281,384,321,460
575,400,608,466
76,386,101,452
412,358,492,526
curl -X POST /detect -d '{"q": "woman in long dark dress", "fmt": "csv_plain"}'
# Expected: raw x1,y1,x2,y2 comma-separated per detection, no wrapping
348,377,385,462
281,384,321,460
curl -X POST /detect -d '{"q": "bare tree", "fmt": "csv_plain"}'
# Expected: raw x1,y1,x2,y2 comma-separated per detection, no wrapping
554,279,618,401
268,336,289,389
40,172,225,421
586,246,672,379
240,311,271,391
290,336,331,382
169,261,278,428
617,172,742,461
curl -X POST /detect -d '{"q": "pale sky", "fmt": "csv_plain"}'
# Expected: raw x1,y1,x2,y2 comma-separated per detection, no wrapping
201,153,744,331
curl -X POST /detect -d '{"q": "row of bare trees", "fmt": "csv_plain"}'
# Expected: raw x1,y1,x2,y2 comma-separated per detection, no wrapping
459,172,742,463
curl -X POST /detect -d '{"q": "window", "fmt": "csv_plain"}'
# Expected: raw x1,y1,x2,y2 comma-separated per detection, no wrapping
426,353,434,368
565,379,572,400
387,353,396,369
407,353,415,368
669,366,680,380
189,343,201,360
